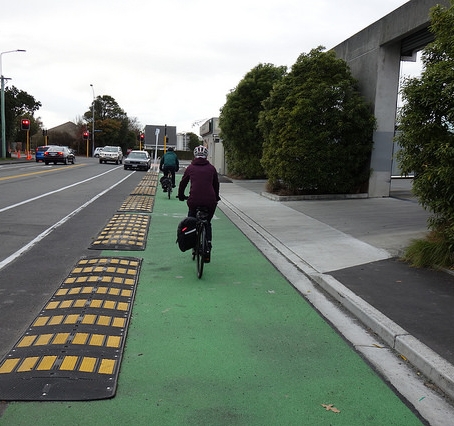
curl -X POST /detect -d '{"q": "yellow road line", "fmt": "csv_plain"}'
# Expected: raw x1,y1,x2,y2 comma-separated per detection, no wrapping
0,164,85,181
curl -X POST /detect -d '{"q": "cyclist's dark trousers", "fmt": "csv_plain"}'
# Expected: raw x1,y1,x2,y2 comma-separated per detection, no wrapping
162,166,176,186
188,206,215,242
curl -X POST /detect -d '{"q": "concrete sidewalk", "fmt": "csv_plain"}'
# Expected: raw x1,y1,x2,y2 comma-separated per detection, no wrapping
218,178,454,405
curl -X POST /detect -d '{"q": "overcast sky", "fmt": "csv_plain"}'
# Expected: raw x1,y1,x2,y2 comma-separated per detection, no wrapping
1,0,421,134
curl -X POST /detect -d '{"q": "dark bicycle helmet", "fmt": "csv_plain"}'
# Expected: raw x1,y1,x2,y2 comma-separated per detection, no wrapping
194,145,208,158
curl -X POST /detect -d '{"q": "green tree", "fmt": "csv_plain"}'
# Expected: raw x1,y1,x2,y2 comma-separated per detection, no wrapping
187,132,201,152
84,95,132,152
91,95,127,121
48,131,76,148
128,117,143,146
3,86,41,148
258,47,375,195
219,63,286,178
396,0,454,265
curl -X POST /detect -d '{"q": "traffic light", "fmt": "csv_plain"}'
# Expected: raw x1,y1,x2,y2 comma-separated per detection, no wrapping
140,134,144,142
83,131,89,140
21,118,30,131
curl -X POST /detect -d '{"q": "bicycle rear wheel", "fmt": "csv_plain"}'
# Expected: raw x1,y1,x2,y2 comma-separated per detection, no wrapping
167,184,172,199
196,224,206,279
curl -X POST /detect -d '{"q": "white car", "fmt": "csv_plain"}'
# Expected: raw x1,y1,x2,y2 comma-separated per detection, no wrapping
93,147,104,157
99,146,123,164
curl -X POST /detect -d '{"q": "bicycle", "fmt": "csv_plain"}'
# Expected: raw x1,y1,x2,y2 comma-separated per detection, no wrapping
192,207,211,279
160,171,173,199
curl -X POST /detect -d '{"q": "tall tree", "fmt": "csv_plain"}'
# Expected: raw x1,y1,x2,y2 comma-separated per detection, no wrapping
396,0,454,253
187,132,201,152
3,85,41,145
258,47,375,195
219,63,286,178
84,95,131,152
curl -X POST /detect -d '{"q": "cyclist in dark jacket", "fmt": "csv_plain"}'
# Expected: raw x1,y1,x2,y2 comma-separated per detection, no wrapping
159,147,179,187
178,145,220,255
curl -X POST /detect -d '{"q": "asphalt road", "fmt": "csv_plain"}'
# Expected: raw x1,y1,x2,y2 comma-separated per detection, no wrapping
0,158,145,360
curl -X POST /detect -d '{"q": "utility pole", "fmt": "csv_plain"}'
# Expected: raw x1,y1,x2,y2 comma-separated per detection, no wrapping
0,49,26,158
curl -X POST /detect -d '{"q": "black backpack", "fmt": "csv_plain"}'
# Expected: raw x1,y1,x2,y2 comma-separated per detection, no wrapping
176,217,198,252
160,175,171,189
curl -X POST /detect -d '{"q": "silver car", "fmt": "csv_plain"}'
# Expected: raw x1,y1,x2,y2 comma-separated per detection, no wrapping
124,150,151,171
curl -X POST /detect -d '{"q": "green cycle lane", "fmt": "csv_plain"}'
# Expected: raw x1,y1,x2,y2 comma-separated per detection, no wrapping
0,176,423,425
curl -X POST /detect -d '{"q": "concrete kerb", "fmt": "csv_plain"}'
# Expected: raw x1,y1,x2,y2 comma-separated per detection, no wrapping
395,334,454,400
309,272,409,348
219,192,454,402
261,191,369,201
311,272,454,400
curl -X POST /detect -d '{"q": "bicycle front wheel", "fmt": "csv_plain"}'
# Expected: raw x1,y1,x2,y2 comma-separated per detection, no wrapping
196,225,206,279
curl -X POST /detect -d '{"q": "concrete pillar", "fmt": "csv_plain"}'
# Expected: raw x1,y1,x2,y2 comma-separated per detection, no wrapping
331,0,451,197
369,43,401,197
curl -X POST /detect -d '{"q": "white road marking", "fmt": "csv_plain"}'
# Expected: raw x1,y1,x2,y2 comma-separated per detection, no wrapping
0,167,125,213
0,172,134,271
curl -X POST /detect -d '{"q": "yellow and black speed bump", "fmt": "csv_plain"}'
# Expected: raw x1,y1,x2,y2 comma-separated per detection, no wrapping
137,171,158,188
138,177,158,188
118,195,154,213
89,213,150,250
131,185,156,196
0,256,142,401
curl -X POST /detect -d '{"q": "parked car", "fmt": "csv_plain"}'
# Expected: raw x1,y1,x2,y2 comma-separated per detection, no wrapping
93,147,104,157
44,146,75,165
124,150,151,171
35,145,60,162
99,146,123,164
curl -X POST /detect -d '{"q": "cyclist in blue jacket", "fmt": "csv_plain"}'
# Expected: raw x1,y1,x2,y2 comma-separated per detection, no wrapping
159,147,179,188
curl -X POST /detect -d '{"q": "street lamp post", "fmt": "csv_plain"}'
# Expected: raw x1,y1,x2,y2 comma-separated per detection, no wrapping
1,49,26,159
90,84,95,156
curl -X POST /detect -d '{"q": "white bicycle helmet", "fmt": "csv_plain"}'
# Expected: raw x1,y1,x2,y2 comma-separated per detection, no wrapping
194,145,208,158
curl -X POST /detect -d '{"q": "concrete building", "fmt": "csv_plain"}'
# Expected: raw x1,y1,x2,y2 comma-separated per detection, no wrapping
199,117,227,175
332,0,450,197
143,124,177,151
176,132,190,151
31,121,79,149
